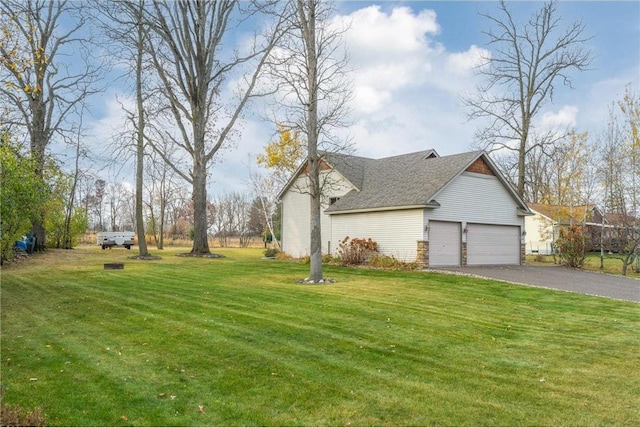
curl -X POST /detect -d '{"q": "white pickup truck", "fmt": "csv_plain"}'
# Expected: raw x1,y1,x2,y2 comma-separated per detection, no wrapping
97,231,136,250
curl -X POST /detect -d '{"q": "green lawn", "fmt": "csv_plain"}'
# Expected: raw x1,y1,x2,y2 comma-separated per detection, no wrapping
1,246,638,426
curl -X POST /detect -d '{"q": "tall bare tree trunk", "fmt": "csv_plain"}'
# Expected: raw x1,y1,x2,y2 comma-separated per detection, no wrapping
298,0,323,282
135,0,149,257
192,161,210,253
142,0,280,255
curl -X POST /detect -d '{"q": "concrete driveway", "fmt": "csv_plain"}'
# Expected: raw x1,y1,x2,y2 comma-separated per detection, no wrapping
436,265,640,303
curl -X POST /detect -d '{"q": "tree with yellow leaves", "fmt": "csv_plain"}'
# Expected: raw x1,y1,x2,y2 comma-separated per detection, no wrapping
257,125,305,187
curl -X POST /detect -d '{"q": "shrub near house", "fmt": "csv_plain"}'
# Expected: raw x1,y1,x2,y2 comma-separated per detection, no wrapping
555,224,588,267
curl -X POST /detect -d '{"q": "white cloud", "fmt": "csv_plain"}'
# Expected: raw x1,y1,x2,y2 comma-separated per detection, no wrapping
352,85,392,114
336,6,439,60
331,5,481,157
540,105,579,129
445,45,489,75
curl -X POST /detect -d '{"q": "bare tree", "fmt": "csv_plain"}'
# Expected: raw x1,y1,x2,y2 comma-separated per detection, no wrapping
246,161,281,249
598,87,640,275
269,0,352,282
0,0,103,250
230,191,254,248
97,0,157,257
107,182,126,232
144,147,182,249
131,0,150,256
87,178,107,232
542,130,590,207
60,110,88,249
140,0,283,255
209,195,233,247
465,0,592,199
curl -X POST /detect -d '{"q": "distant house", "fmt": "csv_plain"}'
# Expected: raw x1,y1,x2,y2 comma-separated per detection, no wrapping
525,203,604,254
603,213,640,254
278,149,531,267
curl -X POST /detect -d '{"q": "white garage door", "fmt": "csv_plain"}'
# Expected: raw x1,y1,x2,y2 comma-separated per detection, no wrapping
429,221,461,266
467,224,520,265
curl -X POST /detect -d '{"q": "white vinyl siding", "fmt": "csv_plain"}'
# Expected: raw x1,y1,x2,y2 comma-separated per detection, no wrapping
281,182,311,257
467,224,520,265
330,209,423,261
281,170,355,258
525,212,555,255
428,221,461,266
425,172,522,227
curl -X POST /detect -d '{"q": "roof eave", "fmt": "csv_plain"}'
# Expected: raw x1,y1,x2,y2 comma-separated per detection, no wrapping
327,204,428,215
518,208,534,216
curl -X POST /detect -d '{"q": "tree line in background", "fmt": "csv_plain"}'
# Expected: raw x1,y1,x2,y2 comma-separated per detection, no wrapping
1,1,638,273
1,129,280,262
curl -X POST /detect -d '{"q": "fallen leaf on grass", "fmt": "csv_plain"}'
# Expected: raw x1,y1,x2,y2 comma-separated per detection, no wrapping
198,405,205,413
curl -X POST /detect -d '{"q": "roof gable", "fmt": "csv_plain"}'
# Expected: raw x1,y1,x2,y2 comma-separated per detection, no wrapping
465,157,495,176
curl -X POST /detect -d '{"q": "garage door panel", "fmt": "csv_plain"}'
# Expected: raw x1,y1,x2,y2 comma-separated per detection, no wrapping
429,221,461,266
467,224,520,265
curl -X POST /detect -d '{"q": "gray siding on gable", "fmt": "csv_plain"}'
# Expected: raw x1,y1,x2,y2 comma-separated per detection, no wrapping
424,172,522,230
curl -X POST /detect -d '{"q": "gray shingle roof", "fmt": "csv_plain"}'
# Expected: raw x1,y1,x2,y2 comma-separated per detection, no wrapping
324,150,484,213
319,151,371,191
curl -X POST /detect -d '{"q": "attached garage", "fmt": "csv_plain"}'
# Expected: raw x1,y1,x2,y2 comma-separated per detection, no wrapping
429,221,461,266
467,223,520,265
281,149,531,266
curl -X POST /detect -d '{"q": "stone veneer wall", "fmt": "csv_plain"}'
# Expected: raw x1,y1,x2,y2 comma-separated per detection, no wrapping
461,242,467,266
416,241,429,268
521,243,526,265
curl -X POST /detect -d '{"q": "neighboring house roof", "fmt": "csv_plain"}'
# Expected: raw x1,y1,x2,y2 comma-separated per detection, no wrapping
279,148,530,215
604,212,640,226
527,203,600,224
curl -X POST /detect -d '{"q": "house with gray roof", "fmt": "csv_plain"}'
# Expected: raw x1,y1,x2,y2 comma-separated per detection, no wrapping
278,149,531,267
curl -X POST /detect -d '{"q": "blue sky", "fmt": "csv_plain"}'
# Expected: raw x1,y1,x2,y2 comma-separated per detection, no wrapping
85,1,640,194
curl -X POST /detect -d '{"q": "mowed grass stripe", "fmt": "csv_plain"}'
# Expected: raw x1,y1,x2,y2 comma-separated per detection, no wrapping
2,247,639,426
1,276,636,426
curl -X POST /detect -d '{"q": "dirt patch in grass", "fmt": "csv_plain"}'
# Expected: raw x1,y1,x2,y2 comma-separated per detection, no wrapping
0,403,45,427
296,277,337,284
128,254,162,261
176,252,225,258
